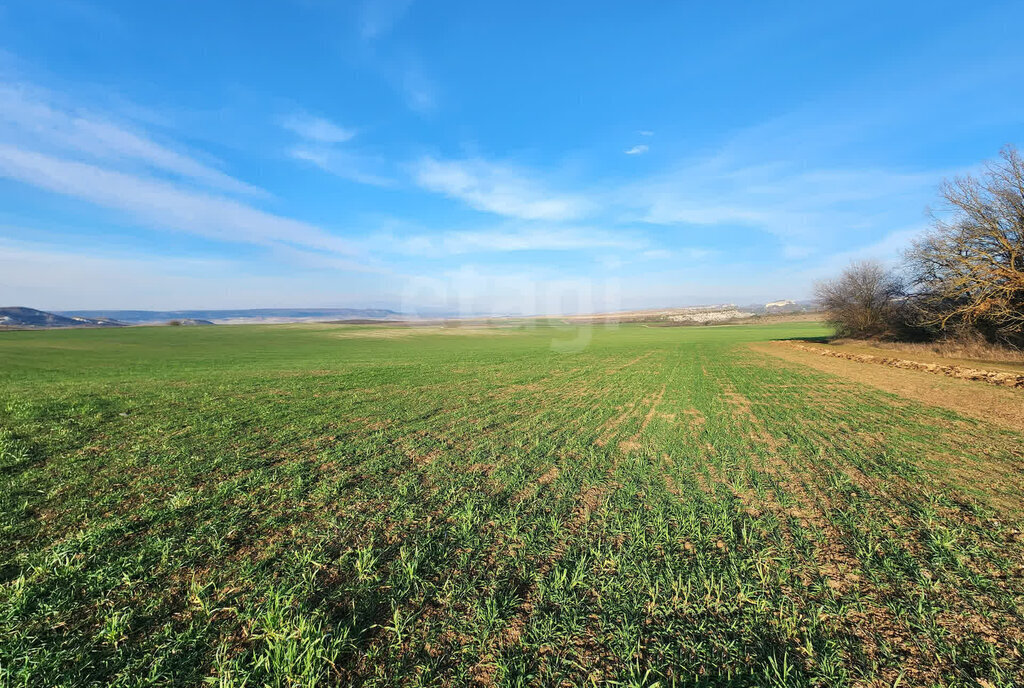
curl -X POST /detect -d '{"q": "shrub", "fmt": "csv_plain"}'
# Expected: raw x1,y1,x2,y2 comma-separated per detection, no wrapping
814,260,908,339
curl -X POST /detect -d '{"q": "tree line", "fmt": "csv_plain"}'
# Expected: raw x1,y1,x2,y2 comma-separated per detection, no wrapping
815,146,1024,348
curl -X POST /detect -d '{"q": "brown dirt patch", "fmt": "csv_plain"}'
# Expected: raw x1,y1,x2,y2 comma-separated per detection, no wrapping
831,338,1024,371
572,485,611,526
788,342,1024,388
680,407,706,430
751,341,1024,433
720,381,785,453
514,465,561,502
595,402,637,447
604,351,654,374
537,466,560,485
660,454,682,496
619,385,666,453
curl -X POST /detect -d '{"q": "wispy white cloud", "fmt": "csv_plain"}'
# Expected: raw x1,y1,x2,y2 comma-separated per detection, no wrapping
0,145,359,257
281,113,355,144
268,244,390,274
407,140,937,263
359,0,414,39
398,62,437,114
0,83,263,196
281,110,395,186
289,147,395,187
353,0,437,114
447,227,639,253
411,156,590,221
794,226,929,278
639,248,714,261
624,144,649,155
638,130,654,137
781,244,815,259
371,225,646,256
624,155,938,240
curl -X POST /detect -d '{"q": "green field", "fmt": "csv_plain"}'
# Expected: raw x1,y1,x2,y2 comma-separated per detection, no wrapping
2,322,1023,687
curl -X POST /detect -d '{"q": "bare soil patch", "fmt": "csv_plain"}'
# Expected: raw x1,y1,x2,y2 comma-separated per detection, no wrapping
619,384,666,453
537,466,560,485
720,381,785,453
751,341,1024,432
604,351,654,374
595,402,637,447
833,338,1024,370
789,342,1024,388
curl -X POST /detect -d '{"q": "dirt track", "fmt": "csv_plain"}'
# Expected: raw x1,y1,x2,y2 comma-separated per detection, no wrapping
752,340,1024,432
786,342,1024,388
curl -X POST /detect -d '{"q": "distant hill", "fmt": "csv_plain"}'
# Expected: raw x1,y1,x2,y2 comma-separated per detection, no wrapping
738,299,818,315
0,307,125,329
57,308,400,324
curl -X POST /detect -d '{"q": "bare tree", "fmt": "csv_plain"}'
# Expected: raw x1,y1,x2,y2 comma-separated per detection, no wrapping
814,260,906,338
907,146,1024,345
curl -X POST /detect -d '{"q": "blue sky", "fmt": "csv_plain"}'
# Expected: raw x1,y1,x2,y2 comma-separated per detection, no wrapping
1,0,1022,314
